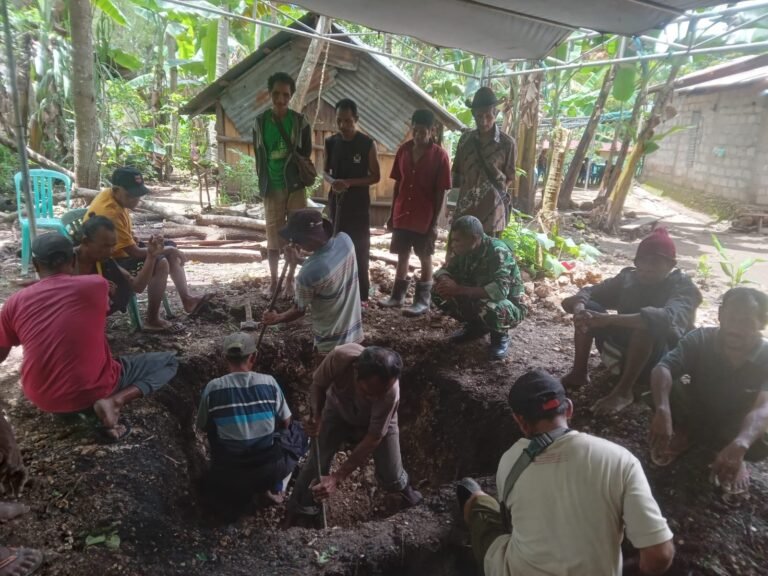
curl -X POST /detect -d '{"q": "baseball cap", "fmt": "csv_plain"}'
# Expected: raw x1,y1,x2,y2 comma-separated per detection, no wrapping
223,332,257,358
112,167,150,197
508,369,567,420
278,208,332,245
32,232,74,265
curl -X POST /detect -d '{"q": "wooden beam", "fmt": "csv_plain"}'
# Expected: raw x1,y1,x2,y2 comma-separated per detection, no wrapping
648,53,768,93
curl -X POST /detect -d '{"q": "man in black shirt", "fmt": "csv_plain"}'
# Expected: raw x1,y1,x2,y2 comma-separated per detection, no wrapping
324,98,381,306
649,287,768,494
561,228,702,415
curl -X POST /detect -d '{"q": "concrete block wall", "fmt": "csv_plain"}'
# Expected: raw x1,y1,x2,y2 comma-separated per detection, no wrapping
643,84,768,206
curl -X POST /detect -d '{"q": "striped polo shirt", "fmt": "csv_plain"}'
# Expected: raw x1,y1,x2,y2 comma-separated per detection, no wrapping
196,371,291,459
295,232,364,353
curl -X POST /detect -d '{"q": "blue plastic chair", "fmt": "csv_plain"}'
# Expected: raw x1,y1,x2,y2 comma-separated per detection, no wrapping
15,169,72,275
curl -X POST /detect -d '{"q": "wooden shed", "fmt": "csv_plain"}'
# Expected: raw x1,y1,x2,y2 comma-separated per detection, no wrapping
181,16,464,226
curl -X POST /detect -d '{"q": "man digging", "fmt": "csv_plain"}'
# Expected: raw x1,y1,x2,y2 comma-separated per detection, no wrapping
561,227,702,415
649,287,768,495
433,215,525,360
285,345,422,527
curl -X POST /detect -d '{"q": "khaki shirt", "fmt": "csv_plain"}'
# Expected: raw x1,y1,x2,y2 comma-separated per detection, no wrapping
312,343,399,437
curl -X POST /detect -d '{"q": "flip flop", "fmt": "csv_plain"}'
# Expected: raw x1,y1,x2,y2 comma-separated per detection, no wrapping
650,435,690,467
188,293,214,317
96,422,132,444
142,322,185,334
0,547,43,576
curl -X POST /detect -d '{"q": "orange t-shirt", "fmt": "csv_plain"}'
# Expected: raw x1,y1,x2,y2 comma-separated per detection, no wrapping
85,188,134,258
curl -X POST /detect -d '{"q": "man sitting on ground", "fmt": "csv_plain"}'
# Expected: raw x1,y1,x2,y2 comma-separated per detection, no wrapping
458,369,675,576
75,215,164,315
433,215,525,360
286,344,422,527
561,227,702,415
262,209,363,358
0,233,178,441
649,287,768,494
85,167,210,332
381,109,451,316
197,332,307,518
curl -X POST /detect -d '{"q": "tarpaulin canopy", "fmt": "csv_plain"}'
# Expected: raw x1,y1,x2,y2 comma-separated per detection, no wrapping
292,0,727,60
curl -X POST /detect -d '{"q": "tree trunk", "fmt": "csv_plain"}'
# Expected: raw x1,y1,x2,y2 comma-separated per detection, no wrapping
559,65,617,208
596,112,623,201
515,70,543,215
195,213,267,231
252,0,261,50
209,17,230,166
181,248,263,264
501,76,519,136
597,63,682,232
164,33,178,180
0,131,74,178
540,126,570,221
601,72,650,202
68,0,100,188
293,16,331,112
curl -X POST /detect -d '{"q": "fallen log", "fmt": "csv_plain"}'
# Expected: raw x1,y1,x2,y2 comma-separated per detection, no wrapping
0,132,75,179
181,248,263,264
370,249,443,271
135,224,210,240
195,213,266,231
73,187,194,226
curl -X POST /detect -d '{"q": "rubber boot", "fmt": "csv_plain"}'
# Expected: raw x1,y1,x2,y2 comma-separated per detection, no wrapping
403,281,433,317
379,278,410,308
489,331,511,360
449,321,489,344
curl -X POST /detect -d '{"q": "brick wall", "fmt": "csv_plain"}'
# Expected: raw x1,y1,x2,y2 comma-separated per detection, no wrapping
642,84,768,206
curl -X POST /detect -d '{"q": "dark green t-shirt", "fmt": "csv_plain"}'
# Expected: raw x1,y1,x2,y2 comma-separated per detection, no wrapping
263,112,294,191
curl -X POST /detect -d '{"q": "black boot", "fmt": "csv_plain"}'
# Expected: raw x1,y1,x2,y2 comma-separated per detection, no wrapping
449,321,489,343
489,331,510,360
403,281,433,317
399,485,423,508
379,278,410,308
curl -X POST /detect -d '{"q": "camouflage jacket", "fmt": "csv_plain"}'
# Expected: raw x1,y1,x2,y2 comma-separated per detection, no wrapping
435,235,523,302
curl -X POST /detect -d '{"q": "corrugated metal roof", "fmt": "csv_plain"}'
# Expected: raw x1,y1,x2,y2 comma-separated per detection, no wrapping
181,14,464,139
677,64,768,94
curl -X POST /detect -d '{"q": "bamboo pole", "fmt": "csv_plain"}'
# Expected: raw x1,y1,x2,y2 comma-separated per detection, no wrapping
2,0,36,238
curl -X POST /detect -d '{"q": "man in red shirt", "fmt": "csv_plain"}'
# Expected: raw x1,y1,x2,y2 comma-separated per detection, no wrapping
381,109,451,316
0,233,178,441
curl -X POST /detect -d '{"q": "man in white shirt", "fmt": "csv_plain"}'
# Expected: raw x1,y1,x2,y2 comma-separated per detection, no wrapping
456,369,675,576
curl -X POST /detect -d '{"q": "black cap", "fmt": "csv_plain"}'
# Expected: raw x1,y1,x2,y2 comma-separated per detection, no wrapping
32,232,74,265
278,209,332,245
508,369,567,420
112,167,150,197
469,86,499,109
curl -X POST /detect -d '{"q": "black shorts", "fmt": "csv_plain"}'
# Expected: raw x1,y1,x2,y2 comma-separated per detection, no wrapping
390,229,435,257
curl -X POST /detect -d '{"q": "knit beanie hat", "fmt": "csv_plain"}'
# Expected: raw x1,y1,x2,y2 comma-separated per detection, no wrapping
636,227,676,261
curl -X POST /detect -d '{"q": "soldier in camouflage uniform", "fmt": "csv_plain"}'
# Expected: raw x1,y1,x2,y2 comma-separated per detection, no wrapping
433,215,526,360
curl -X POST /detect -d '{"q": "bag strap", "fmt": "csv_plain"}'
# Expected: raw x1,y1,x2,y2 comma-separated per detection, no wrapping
273,112,298,153
471,134,509,227
499,427,571,531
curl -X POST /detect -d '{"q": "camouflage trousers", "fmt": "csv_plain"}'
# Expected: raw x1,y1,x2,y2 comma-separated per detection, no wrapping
432,294,525,332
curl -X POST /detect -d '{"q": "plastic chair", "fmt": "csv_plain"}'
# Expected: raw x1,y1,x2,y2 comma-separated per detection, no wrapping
61,207,88,243
15,169,72,275
128,294,174,332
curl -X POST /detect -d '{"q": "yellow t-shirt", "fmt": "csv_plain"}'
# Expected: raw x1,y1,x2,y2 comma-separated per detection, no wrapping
85,188,134,259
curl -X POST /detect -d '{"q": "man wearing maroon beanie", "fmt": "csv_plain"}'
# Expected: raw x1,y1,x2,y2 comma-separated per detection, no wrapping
561,228,702,415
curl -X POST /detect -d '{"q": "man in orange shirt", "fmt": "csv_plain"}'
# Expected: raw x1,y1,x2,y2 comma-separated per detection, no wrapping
85,167,210,332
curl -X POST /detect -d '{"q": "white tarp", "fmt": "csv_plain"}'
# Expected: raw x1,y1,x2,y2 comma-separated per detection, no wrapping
292,0,727,60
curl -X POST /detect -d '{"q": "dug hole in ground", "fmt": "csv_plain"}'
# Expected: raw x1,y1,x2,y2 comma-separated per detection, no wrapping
0,182,766,576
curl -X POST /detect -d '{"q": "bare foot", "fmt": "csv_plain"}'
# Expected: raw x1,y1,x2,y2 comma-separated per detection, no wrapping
93,398,120,430
0,502,29,522
592,389,634,415
261,282,277,298
182,293,213,315
282,278,296,301
144,318,173,331
561,370,591,390
719,462,750,495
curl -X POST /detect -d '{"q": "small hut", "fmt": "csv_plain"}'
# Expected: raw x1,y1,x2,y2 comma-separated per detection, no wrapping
181,16,464,225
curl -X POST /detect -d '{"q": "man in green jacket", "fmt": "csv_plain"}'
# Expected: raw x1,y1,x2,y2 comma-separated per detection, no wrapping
253,71,314,298
433,215,526,360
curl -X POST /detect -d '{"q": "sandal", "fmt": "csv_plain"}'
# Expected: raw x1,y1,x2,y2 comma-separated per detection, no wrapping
142,322,185,334
650,434,690,467
0,546,43,576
